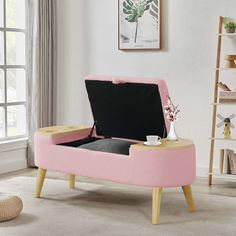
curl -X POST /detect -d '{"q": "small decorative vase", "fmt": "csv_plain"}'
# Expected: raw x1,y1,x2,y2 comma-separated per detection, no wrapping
167,122,178,141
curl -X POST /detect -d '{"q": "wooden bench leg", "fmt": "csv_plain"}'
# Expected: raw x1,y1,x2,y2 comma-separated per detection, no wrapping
69,175,75,189
34,168,47,198
182,185,195,212
152,187,162,224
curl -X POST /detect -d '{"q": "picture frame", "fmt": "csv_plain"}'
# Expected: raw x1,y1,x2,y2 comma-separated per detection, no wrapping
118,0,161,50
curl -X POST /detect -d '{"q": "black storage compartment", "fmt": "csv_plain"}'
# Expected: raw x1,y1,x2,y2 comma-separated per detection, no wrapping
58,79,166,155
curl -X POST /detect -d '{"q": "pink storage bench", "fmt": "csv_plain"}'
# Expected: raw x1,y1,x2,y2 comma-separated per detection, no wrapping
34,75,196,224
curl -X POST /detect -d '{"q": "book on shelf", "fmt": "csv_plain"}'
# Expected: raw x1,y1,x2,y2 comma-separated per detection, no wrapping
219,149,224,174
220,149,236,175
223,149,231,174
229,152,236,175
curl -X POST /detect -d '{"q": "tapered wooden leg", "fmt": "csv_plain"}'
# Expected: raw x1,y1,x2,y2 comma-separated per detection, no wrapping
182,185,195,212
152,187,162,224
69,175,75,189
34,168,47,198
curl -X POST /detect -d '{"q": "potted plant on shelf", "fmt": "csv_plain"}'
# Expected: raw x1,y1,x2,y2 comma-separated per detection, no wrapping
224,21,236,33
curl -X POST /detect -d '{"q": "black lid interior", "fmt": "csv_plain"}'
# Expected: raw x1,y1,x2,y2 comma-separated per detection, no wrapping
85,80,166,141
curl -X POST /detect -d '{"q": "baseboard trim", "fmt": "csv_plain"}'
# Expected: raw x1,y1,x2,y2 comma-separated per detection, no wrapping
0,148,27,174
0,159,27,174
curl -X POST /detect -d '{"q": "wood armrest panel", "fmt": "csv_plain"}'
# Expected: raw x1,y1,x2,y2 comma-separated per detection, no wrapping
131,138,193,151
36,125,91,137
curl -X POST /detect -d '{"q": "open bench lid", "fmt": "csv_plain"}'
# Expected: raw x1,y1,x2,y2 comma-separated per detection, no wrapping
85,75,169,141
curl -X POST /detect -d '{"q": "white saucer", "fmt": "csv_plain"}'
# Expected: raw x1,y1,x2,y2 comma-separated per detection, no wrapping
144,141,162,146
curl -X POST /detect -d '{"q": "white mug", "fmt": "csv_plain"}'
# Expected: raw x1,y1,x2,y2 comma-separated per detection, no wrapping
146,135,161,145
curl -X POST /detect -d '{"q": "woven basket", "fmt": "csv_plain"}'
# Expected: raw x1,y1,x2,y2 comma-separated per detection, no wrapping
0,195,23,222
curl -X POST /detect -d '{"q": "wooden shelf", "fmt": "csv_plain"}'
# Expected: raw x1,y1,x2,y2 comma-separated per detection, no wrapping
214,67,236,70
209,138,236,141
218,33,236,36
212,173,236,180
212,103,236,106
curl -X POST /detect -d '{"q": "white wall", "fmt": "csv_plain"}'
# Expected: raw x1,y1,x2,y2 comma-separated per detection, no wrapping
57,0,236,175
57,0,90,124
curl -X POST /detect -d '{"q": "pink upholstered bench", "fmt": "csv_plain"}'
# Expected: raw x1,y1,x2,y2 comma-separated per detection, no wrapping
34,75,196,224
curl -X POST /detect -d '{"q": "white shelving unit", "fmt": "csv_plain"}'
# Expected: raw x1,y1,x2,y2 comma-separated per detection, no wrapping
209,16,236,185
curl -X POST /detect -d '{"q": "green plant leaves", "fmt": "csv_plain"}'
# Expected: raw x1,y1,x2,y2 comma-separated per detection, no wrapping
123,0,153,23
121,0,157,43
224,21,236,29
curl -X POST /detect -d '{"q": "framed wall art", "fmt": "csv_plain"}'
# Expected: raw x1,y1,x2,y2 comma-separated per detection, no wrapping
118,0,161,50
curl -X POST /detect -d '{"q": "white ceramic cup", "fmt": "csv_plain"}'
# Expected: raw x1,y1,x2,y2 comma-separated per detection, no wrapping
146,135,161,145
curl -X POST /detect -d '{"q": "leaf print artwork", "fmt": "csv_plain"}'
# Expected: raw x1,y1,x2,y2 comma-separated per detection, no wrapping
119,0,161,50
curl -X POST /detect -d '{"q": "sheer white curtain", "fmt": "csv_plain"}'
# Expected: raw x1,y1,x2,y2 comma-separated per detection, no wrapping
27,0,57,166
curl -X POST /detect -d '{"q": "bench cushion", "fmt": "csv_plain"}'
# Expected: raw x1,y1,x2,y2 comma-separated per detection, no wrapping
79,138,135,155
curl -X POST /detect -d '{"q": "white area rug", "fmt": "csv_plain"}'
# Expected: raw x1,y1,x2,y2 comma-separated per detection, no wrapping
0,176,236,236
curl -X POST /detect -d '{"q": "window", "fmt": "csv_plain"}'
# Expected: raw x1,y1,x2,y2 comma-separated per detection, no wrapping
0,0,26,140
